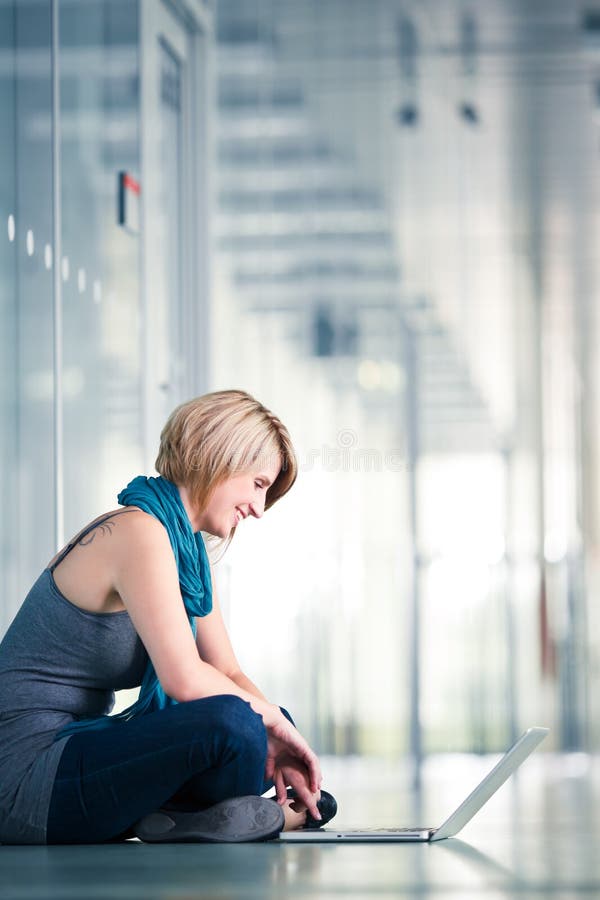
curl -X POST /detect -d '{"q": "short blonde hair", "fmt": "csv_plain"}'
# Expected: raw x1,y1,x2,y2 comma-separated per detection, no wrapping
155,390,297,515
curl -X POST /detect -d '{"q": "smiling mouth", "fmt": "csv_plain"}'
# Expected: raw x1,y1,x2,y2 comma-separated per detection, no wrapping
235,508,245,524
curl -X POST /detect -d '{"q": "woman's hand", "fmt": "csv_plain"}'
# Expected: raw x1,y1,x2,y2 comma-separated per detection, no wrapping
263,707,322,821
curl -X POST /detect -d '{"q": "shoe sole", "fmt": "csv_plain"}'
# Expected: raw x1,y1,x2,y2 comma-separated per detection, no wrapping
134,796,285,844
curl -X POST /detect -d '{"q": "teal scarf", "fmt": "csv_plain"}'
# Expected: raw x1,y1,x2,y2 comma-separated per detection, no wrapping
57,476,212,737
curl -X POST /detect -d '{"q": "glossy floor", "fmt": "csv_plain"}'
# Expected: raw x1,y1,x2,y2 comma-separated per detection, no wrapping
1,753,598,898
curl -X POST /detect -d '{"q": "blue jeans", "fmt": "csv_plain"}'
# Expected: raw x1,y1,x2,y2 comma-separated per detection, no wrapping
47,695,284,844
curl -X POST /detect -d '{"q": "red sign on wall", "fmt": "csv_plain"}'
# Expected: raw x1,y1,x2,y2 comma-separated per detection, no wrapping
118,171,141,235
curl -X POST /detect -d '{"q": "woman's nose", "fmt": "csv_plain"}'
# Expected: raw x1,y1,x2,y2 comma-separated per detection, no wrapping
250,499,264,518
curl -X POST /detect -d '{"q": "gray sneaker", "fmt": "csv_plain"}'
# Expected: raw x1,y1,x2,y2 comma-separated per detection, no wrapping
134,795,285,843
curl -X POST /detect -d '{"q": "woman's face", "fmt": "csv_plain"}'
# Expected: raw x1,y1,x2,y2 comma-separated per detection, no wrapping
197,458,282,538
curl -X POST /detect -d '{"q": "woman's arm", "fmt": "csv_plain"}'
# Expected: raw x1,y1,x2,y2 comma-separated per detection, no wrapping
113,513,322,815
114,513,269,710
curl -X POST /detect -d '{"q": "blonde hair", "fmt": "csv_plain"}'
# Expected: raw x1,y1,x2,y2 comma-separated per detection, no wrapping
155,390,297,519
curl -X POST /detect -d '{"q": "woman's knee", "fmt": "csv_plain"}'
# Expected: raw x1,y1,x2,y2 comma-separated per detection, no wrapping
182,695,267,761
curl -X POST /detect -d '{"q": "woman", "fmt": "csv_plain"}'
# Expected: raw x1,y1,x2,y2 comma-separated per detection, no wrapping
0,390,336,844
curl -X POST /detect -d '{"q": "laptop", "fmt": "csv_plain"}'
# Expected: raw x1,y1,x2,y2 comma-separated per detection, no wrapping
279,726,548,842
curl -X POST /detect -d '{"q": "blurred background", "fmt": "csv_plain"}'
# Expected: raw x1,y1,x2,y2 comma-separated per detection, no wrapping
1,0,599,764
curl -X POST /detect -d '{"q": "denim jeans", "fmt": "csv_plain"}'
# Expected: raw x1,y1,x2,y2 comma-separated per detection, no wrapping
46,695,284,844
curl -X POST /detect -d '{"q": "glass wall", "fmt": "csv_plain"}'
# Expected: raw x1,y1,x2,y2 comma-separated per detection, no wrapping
0,0,144,620
0,0,209,684
0,1,55,627
59,0,143,535
0,0,18,631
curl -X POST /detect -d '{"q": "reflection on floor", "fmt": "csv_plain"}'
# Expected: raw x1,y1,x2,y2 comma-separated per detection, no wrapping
1,753,599,898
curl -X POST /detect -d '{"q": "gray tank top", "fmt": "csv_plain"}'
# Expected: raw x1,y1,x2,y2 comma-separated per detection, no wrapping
0,512,148,843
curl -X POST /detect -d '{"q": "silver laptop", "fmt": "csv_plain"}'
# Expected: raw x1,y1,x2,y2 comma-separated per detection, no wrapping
279,726,548,842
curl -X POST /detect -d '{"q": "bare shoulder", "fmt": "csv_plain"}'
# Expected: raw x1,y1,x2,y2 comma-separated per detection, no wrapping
49,507,170,571
112,508,172,559
113,509,182,612
115,506,166,535
49,508,172,615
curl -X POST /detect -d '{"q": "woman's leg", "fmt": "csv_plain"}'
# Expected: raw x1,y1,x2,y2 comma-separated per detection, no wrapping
47,695,267,844
162,705,294,812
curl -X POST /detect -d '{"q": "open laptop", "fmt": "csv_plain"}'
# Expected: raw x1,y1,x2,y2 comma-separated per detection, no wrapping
279,726,548,842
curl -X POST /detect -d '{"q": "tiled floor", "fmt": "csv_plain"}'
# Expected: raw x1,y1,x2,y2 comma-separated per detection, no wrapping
1,753,599,898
